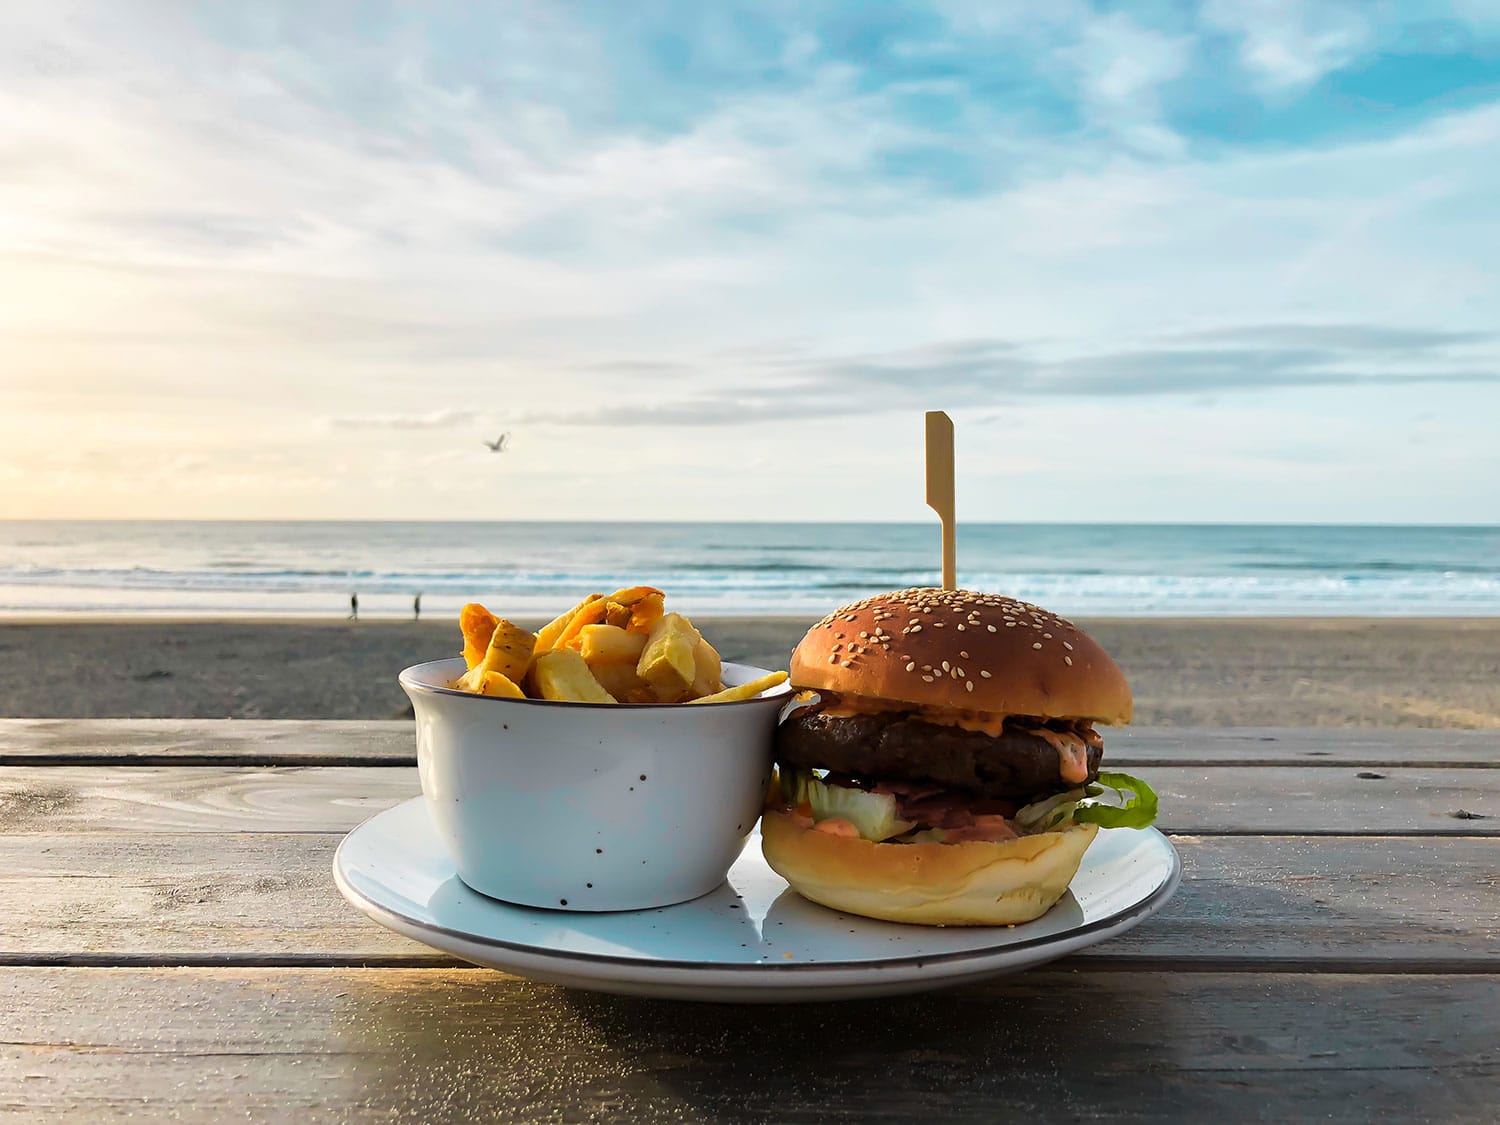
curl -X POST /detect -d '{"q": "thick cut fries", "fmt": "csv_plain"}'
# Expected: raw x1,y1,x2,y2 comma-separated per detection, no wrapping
534,594,604,653
455,617,535,692
478,619,536,683
588,661,655,703
686,670,789,704
533,649,617,704
579,624,648,665
447,591,784,705
462,670,527,698
460,603,500,669
689,636,723,699
627,592,665,635
554,598,609,652
599,585,663,630
637,613,701,703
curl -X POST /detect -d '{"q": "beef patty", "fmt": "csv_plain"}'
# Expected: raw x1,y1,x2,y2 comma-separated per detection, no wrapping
775,710,1103,800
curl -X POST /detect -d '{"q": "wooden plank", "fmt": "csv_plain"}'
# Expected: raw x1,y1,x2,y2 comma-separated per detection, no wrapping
0,834,1493,967
1109,725,1500,767
2,718,1498,767
0,764,1494,836
0,719,412,766
0,765,410,835
0,968,1494,1121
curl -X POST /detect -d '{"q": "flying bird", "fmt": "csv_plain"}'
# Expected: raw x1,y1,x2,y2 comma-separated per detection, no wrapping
483,432,511,453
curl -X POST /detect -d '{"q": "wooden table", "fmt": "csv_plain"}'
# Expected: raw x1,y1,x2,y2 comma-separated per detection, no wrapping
1,719,1495,1121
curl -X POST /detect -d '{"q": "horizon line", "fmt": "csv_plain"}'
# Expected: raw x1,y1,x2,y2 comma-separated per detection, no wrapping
3,518,1498,530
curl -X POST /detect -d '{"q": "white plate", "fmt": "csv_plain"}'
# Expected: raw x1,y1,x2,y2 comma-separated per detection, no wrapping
334,798,1181,1003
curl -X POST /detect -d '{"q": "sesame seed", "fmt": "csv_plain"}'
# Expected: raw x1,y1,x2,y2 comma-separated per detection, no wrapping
1043,632,1052,639
1063,642,1074,651
922,675,935,682
980,670,991,678
1006,622,1016,628
1032,642,1042,649
941,661,951,671
960,651,969,658
956,624,965,631
987,625,996,632
955,667,965,677
910,625,922,633
966,681,974,692
1064,656,1074,666
828,655,838,664
905,662,915,672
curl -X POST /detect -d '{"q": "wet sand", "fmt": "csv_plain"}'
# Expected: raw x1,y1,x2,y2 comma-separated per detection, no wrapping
1,617,1498,727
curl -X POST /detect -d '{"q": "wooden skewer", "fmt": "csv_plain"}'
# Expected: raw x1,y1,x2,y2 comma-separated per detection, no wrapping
924,411,955,590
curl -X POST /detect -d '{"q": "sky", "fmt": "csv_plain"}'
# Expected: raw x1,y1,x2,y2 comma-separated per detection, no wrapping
3,1,1499,524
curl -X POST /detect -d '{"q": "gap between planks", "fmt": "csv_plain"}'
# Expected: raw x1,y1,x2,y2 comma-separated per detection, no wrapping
4,952,1497,974
4,720,1499,769
3,764,1493,836
8,755,1500,769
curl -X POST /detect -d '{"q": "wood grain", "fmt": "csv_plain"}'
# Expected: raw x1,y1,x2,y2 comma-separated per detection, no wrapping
0,968,1493,1122
3,718,1498,767
2,715,1492,1119
0,833,1493,967
0,719,412,765
0,764,1494,836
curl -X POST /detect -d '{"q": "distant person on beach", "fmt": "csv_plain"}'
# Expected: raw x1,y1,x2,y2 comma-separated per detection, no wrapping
414,593,422,621
349,593,359,621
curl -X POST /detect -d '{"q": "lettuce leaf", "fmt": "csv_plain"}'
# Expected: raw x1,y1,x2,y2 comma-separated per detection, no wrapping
1070,771,1159,829
1014,787,1087,833
782,770,915,842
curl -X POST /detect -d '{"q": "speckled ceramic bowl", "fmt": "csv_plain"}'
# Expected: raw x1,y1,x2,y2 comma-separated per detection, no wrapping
399,657,792,912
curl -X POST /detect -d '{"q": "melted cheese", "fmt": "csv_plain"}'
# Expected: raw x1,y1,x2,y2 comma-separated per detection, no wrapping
819,699,1008,735
815,696,902,719
1030,727,1091,785
912,707,1007,736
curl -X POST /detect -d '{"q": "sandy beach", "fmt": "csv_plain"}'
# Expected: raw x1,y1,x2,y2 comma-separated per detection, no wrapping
2,616,1497,727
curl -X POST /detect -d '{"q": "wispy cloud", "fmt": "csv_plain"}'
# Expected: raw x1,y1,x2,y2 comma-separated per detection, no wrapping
1165,324,1495,351
326,409,482,431
1201,0,1374,94
3,2,1499,520
1059,11,1192,155
502,325,1498,426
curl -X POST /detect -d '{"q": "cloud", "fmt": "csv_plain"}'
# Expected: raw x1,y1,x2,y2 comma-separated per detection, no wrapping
327,409,481,431
1057,11,1192,155
1165,324,1495,351
1201,0,1374,94
510,324,1498,426
3,2,1498,521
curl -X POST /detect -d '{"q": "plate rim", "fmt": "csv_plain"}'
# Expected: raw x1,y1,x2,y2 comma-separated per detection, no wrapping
333,797,1182,976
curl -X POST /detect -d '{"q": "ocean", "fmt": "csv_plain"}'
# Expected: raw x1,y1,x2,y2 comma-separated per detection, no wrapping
1,521,1497,619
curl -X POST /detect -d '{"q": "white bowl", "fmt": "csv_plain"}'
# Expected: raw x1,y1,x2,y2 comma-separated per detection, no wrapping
399,657,792,912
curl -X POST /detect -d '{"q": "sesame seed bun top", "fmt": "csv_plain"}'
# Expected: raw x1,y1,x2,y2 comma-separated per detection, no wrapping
789,587,1133,725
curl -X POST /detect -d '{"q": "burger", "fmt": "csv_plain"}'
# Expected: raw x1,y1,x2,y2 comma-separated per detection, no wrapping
762,587,1158,926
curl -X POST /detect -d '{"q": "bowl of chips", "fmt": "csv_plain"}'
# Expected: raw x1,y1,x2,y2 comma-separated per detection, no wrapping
400,588,792,912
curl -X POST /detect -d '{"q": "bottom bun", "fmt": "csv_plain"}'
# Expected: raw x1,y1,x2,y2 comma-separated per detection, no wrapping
760,810,1100,926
